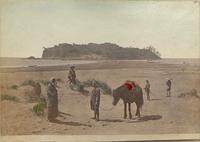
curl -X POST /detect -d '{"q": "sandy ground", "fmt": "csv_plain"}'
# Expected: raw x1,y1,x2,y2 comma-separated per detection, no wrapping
0,60,200,135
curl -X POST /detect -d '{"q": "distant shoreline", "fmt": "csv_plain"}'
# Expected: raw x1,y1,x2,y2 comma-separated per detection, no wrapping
0,58,199,73
0,58,199,67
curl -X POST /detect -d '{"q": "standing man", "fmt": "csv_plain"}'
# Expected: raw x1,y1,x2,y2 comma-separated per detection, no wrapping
47,78,58,122
90,82,101,121
144,80,151,101
68,65,76,84
166,79,172,97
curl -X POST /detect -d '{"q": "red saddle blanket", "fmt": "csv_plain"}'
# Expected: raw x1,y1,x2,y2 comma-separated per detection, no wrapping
124,81,136,91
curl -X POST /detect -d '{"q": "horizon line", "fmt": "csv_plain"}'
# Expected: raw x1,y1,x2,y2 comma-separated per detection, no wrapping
0,56,200,59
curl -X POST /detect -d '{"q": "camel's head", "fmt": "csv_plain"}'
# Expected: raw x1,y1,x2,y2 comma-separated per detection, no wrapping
112,89,120,106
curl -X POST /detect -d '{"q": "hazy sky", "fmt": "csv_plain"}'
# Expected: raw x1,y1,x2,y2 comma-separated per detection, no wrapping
0,0,199,58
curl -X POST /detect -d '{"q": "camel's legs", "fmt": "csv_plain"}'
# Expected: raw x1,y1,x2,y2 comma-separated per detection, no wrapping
128,103,132,119
135,103,140,117
124,102,127,119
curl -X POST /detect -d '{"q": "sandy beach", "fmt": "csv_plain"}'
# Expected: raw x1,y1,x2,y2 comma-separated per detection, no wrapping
0,59,200,135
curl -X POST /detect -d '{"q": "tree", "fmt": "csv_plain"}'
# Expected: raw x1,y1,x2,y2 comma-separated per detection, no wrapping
145,46,161,58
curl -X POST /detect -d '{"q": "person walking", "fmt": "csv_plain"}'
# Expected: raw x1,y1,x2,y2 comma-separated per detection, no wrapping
166,79,172,97
47,78,58,122
144,80,151,101
90,81,101,121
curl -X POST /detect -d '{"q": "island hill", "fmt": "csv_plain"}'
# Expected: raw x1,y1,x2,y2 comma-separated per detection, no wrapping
42,43,161,60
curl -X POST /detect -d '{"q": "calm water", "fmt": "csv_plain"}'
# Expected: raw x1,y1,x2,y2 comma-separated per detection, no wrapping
158,58,200,66
0,58,98,67
0,58,199,67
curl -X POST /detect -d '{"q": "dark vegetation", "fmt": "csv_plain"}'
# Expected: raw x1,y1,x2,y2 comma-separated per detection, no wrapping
178,89,200,99
9,84,19,90
1,94,19,102
21,79,47,115
27,56,36,59
69,79,112,95
42,43,161,60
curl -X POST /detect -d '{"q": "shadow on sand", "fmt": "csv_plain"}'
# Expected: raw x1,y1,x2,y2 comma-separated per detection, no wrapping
98,115,162,123
50,119,92,127
70,90,89,96
150,99,161,101
80,90,90,96
100,119,123,123
127,115,162,123
59,111,72,117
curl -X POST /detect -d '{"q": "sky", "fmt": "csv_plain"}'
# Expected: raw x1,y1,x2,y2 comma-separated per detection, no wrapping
0,0,199,58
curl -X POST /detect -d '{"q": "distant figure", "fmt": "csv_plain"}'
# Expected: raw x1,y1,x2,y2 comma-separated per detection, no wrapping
68,65,76,84
47,78,58,122
144,80,151,101
166,79,172,97
90,82,101,121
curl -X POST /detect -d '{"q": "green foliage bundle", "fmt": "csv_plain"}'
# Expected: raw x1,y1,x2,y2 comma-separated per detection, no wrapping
32,97,47,116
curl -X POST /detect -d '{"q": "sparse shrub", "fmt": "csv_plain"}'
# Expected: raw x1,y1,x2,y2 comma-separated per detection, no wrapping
21,80,36,87
25,91,40,103
82,79,112,94
32,97,47,116
1,94,19,102
39,78,63,86
39,80,49,86
178,89,200,99
74,79,84,92
27,56,36,59
97,80,112,94
22,80,41,98
56,78,64,83
25,93,36,102
34,82,41,97
69,79,85,93
69,79,112,95
10,85,19,90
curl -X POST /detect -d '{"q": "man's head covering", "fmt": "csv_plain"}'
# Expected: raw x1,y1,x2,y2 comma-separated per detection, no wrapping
70,65,75,69
49,77,56,86
166,78,172,81
50,77,55,83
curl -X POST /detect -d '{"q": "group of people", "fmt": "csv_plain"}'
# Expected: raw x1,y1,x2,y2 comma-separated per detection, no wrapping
144,79,172,101
47,66,101,122
46,65,172,122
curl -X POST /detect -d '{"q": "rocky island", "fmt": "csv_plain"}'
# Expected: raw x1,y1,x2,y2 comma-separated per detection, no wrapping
42,43,161,60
